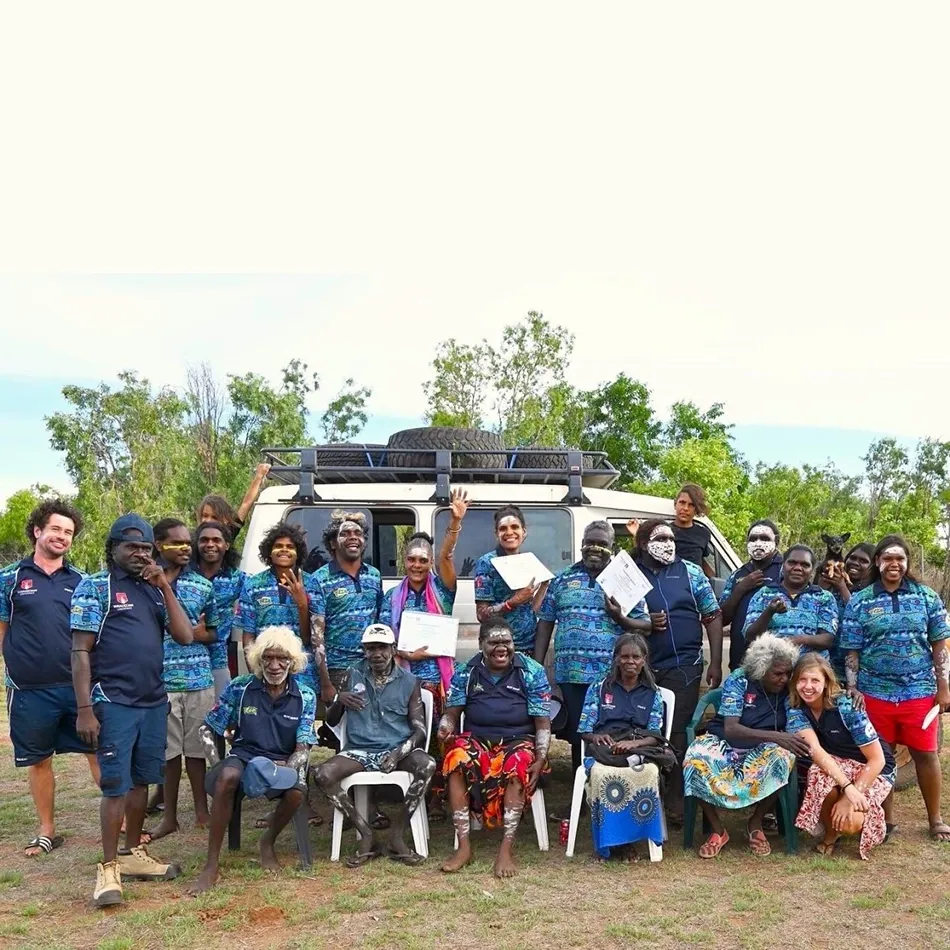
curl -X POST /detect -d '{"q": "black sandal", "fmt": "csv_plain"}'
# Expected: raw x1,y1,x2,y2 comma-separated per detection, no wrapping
344,847,382,868
387,847,425,866
24,835,63,857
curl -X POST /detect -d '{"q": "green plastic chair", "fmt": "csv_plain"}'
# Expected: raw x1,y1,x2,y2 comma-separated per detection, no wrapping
682,687,799,854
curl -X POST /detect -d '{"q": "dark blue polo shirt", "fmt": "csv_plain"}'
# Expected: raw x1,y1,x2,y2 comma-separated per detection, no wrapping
70,568,168,708
707,670,788,750
588,680,657,732
459,654,536,740
217,676,306,762
720,553,784,669
0,557,84,689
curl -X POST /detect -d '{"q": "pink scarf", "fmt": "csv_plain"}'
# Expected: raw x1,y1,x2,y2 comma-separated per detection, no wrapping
390,575,455,693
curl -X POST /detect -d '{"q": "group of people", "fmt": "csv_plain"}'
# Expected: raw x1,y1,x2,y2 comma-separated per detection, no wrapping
1,476,948,909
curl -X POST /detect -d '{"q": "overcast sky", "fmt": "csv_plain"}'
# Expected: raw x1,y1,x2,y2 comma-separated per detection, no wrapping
1,3,947,499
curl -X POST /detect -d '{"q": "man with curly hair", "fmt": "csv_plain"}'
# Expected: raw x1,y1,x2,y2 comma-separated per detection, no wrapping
0,499,96,859
187,626,316,894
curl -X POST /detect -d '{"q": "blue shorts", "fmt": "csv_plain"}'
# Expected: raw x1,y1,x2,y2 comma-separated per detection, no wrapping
95,702,167,797
7,685,93,767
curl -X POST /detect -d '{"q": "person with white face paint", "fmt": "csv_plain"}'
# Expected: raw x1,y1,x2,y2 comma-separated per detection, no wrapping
839,534,950,843
631,519,724,824
188,626,316,894
719,520,784,671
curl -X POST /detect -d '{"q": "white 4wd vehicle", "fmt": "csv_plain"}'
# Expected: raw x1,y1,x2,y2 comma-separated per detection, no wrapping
241,427,742,659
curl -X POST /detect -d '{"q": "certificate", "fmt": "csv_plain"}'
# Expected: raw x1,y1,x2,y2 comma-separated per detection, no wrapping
491,552,554,590
595,550,653,616
398,611,460,658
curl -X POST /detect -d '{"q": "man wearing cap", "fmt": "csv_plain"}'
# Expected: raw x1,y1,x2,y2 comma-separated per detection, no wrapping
70,514,196,908
188,625,316,895
310,623,435,867
0,499,97,858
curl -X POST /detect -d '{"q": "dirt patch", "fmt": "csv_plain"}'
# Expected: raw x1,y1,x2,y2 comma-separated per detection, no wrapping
248,905,285,925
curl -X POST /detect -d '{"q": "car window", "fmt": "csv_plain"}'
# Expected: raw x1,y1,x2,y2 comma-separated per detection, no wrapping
432,508,573,579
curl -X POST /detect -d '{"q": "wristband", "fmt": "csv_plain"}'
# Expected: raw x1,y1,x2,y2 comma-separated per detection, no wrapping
77,704,92,709
840,780,853,790
503,600,513,612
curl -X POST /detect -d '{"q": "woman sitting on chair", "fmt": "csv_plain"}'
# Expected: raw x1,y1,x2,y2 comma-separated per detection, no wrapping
683,634,809,858
787,652,895,859
577,633,671,861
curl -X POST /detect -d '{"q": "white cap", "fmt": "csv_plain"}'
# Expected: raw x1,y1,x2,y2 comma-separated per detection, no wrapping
362,623,396,645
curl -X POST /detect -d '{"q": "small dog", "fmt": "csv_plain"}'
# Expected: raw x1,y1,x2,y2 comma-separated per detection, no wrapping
819,532,851,583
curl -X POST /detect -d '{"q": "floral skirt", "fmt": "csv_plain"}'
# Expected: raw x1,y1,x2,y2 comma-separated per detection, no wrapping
585,759,664,856
442,734,540,829
795,756,892,860
421,682,446,804
683,734,794,809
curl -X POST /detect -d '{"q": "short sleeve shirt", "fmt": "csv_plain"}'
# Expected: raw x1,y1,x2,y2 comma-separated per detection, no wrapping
446,652,551,717
706,669,788,747
786,694,879,749
742,583,838,660
671,522,711,566
207,567,246,671
538,562,640,685
473,549,538,651
163,569,218,692
838,579,950,702
379,575,456,686
311,560,382,672
577,678,664,734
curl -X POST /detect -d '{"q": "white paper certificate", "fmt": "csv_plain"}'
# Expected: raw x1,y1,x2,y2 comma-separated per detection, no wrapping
491,552,554,590
397,611,460,658
595,550,653,616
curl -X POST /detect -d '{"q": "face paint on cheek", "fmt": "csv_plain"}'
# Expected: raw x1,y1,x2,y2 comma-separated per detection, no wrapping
747,539,776,560
497,517,522,532
647,537,676,564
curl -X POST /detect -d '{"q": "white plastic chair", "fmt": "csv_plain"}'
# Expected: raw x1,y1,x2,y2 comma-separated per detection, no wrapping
565,685,675,863
451,713,550,852
329,688,434,861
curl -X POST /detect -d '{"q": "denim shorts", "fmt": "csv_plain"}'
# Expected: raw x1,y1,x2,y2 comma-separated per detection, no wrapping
7,685,93,767
95,702,168,797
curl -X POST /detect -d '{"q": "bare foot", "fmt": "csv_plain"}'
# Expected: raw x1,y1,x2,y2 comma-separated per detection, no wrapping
493,842,518,879
259,838,281,872
194,814,210,830
145,818,180,841
441,839,473,873
186,866,219,896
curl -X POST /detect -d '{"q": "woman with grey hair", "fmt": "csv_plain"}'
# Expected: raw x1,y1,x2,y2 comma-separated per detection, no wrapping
683,634,811,858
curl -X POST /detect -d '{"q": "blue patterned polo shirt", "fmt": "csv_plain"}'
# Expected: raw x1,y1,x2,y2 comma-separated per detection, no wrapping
163,569,218,692
311,560,382,672
206,567,246,671
473,549,538,652
742,583,838,660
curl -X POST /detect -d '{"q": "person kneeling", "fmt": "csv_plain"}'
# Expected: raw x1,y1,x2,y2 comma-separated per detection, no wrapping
439,619,551,879
188,626,315,895
311,623,435,868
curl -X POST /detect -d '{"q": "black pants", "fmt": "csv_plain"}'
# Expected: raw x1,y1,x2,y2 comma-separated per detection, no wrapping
652,665,703,814
558,682,592,774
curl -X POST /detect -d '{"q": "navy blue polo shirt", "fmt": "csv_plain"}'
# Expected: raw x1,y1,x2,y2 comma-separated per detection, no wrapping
70,568,168,708
211,675,306,762
589,680,657,732
707,670,788,750
457,655,535,740
0,557,85,689
719,553,784,669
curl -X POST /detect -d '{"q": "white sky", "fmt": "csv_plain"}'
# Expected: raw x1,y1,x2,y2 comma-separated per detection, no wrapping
1,3,948,438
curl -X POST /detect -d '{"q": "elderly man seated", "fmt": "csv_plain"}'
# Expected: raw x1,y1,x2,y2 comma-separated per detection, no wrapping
439,618,551,879
187,626,316,894
310,623,435,868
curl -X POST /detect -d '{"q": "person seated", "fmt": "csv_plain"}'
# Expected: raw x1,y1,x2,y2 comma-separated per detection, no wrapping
310,623,435,868
578,633,672,862
438,618,551,879
787,653,895,859
683,634,808,858
187,626,316,894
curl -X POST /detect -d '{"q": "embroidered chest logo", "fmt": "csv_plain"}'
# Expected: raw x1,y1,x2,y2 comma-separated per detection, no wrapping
333,587,349,598
745,692,757,705
115,592,128,604
868,607,885,617
604,693,614,705
243,705,258,716
19,579,33,590
567,580,582,589
257,596,273,606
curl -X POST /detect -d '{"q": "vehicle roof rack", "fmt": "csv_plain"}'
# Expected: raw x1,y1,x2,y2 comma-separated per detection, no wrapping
260,445,620,506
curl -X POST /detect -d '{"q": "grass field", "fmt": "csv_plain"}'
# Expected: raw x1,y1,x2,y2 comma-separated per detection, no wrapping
2,684,950,950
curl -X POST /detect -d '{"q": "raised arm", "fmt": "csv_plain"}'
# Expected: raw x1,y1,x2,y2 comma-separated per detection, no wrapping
142,563,194,645
235,462,271,526
438,488,469,591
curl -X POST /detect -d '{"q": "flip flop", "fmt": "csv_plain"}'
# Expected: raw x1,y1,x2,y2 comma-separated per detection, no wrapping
370,811,390,831
25,835,64,857
698,831,729,858
747,827,771,856
813,841,838,857
387,848,425,866
929,822,950,842
307,814,324,827
344,848,382,869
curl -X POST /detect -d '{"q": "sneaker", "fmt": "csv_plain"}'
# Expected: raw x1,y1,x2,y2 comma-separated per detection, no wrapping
93,861,123,908
117,846,180,881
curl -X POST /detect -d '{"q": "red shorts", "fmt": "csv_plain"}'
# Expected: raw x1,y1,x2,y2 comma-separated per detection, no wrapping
863,694,938,753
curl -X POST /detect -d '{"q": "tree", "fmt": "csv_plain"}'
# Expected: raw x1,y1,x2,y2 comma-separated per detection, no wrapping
423,340,491,429
320,379,372,443
664,401,733,448
0,487,54,565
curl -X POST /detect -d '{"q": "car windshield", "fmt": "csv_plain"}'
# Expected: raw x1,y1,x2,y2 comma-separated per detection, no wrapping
432,507,573,578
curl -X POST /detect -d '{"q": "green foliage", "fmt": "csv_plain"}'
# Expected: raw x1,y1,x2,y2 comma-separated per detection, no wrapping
0,487,54,564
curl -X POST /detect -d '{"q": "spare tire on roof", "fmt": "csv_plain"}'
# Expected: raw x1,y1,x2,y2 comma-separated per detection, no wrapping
385,427,506,469
315,443,386,468
512,447,600,470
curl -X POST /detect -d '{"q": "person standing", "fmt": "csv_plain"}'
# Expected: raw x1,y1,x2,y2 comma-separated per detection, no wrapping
631,519,724,823
719,520,784,670
534,521,651,773
817,541,874,683
670,484,715,579
0,500,98,857
71,515,195,908
146,518,219,842
840,535,950,843
195,462,271,540
473,506,547,654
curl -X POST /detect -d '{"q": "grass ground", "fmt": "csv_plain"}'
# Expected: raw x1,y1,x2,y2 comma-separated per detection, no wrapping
2,683,950,950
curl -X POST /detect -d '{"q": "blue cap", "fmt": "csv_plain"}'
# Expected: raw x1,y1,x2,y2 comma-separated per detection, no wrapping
242,756,300,798
107,514,154,544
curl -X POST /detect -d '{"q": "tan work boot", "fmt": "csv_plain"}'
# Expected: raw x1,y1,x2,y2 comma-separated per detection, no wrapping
117,845,180,881
93,861,123,908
